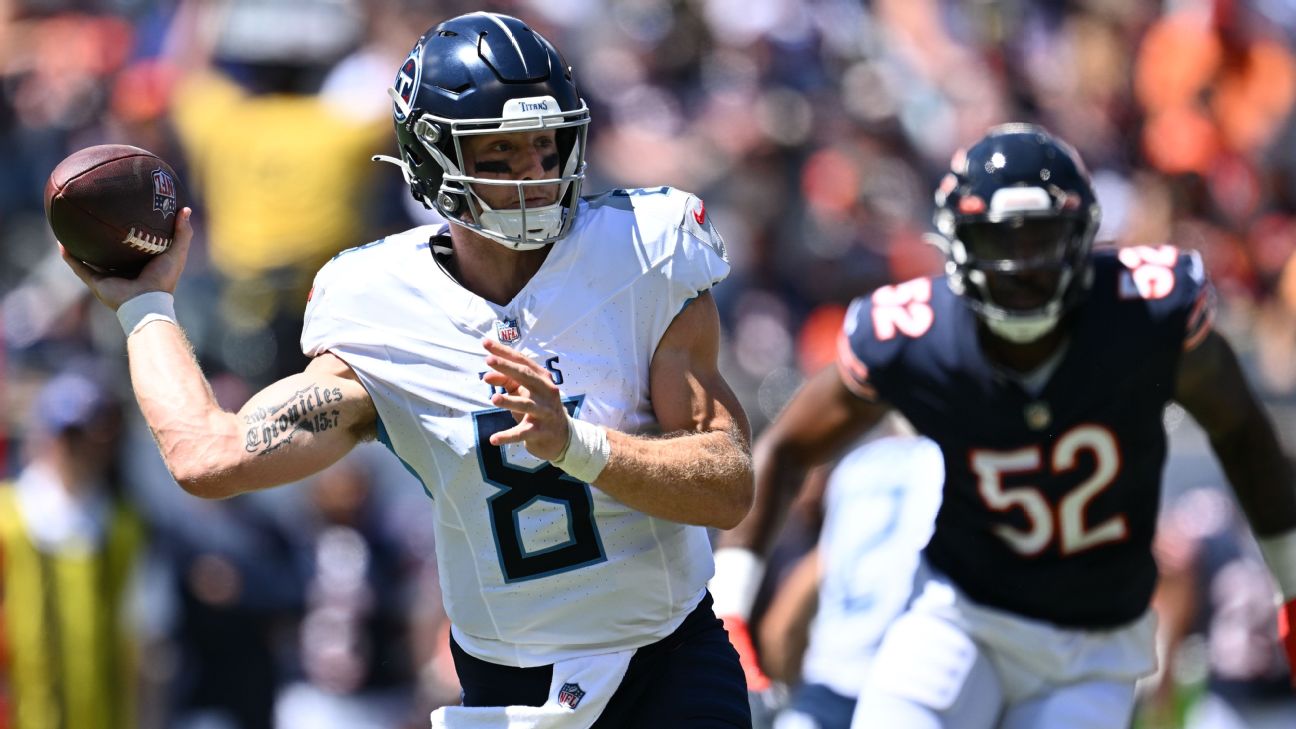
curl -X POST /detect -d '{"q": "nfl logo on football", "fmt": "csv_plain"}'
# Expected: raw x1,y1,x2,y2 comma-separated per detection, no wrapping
152,169,177,217
557,682,585,710
494,318,521,344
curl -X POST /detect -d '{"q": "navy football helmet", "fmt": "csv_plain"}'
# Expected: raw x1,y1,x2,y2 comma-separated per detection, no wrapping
375,12,590,250
934,124,1102,342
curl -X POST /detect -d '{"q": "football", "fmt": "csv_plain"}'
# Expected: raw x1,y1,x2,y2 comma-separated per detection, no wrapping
44,144,185,277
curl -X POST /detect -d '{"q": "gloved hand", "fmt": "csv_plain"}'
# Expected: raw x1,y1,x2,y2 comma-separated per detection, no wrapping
1279,598,1296,687
721,614,771,692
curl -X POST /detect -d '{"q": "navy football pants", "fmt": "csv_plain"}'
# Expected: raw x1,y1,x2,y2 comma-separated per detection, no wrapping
450,592,752,727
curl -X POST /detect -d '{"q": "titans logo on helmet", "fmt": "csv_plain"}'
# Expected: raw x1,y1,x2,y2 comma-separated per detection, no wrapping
394,42,423,122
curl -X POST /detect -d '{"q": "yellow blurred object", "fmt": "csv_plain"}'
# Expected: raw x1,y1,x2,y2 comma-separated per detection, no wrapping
0,488,144,729
171,71,387,278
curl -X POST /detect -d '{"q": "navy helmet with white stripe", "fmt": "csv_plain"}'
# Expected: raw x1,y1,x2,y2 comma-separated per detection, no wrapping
378,13,590,250
933,124,1102,342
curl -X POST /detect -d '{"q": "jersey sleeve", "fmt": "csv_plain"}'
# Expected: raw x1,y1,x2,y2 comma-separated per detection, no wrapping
1115,245,1216,352
836,277,937,402
1180,253,1216,352
661,190,730,298
837,297,882,400
300,255,342,357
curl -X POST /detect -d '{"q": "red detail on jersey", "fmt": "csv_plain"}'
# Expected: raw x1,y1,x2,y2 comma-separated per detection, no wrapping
1184,284,1216,352
958,196,986,215
1117,245,1179,300
692,200,706,226
871,278,934,341
306,286,314,302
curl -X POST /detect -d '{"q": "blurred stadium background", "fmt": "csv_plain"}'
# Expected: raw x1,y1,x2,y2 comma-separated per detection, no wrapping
3,0,1296,727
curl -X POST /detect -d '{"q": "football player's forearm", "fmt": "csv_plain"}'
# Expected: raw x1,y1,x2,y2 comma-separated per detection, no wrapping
595,425,753,529
1210,411,1296,536
719,436,807,554
126,322,244,494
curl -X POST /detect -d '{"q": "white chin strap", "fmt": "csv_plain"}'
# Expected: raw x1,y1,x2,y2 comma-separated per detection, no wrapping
983,311,1062,342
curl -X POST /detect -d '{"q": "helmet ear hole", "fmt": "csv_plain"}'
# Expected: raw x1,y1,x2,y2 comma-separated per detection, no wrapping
402,145,424,167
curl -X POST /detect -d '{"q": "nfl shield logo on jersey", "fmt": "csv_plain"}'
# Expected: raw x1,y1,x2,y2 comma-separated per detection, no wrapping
152,168,177,217
557,682,585,710
494,318,521,343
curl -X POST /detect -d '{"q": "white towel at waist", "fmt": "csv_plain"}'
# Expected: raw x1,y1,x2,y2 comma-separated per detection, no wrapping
430,649,634,729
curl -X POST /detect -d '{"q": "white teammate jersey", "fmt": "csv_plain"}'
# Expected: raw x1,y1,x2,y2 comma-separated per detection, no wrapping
801,435,944,697
301,187,728,667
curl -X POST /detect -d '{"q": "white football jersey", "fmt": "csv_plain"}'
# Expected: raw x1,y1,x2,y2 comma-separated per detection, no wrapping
801,435,944,697
302,187,729,667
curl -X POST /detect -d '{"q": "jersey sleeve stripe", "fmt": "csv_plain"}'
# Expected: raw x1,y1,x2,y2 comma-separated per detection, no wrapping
1183,284,1216,352
836,330,879,401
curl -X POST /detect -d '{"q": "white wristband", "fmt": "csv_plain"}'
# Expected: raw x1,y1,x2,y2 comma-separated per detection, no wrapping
710,547,765,619
116,291,177,337
550,414,610,484
1258,530,1296,601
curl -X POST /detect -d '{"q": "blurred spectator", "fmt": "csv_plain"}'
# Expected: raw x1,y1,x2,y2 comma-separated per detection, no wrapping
150,495,304,729
164,0,391,385
0,370,145,729
274,450,437,729
1135,0,1294,180
1137,487,1296,729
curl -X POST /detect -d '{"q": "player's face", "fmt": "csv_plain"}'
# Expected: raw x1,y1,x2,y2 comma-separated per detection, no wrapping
960,219,1074,312
461,130,561,211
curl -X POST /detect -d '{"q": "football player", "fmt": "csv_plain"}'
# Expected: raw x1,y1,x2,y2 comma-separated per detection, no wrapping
713,124,1296,728
62,12,753,728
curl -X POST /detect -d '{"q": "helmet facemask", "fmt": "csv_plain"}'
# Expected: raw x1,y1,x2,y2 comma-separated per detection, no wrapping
938,185,1099,343
382,93,590,251
934,125,1102,344
375,13,592,252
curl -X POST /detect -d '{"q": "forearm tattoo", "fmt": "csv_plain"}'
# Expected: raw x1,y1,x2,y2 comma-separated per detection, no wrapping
243,384,343,455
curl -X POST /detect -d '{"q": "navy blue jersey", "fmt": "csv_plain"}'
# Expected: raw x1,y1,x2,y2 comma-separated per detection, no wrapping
838,246,1215,628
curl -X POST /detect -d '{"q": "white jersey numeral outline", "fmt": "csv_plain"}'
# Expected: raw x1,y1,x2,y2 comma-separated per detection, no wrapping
972,424,1128,557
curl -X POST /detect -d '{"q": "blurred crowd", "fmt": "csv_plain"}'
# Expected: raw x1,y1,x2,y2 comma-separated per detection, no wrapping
3,0,1296,727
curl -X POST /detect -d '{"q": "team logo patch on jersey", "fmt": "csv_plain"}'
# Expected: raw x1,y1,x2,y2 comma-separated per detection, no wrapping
494,318,521,343
682,195,727,261
393,42,423,122
1024,401,1051,431
557,682,585,710
152,168,177,217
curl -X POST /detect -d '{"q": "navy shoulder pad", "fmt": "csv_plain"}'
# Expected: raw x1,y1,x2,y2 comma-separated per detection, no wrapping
839,277,948,400
1094,245,1215,350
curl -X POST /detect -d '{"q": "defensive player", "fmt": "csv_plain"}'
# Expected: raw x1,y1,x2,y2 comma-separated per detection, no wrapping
63,12,753,728
762,427,944,729
714,124,1296,727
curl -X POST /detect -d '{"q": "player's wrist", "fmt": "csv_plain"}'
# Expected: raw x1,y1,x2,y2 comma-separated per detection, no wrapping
1258,529,1296,601
116,290,177,337
710,547,765,620
550,413,610,484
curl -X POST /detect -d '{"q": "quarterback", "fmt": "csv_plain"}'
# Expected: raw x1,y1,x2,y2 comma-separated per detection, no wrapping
63,12,753,728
